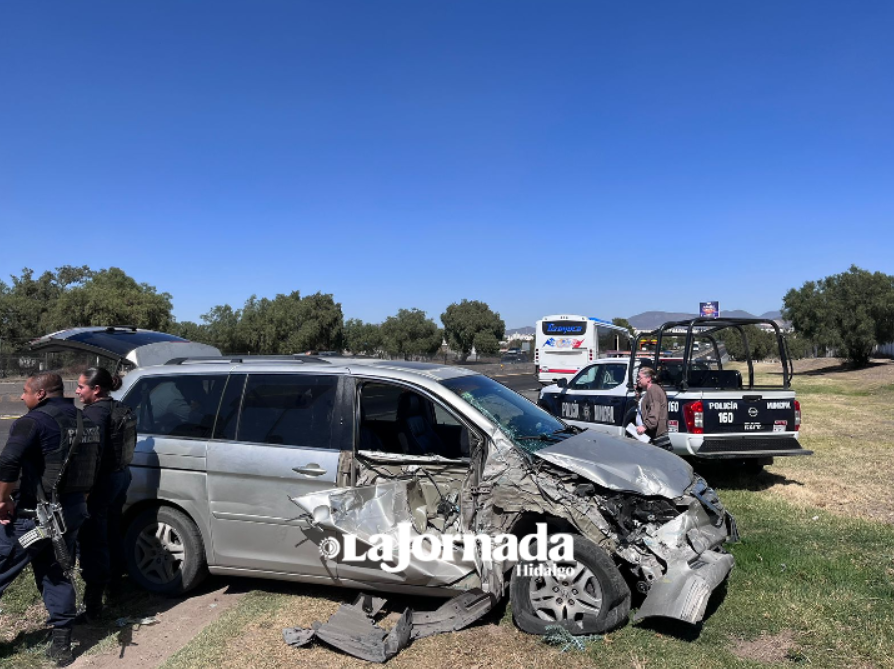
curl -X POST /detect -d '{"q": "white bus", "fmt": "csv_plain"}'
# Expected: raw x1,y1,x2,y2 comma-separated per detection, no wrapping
534,315,634,385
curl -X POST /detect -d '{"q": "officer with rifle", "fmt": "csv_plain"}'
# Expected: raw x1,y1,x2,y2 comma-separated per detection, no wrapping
0,372,101,667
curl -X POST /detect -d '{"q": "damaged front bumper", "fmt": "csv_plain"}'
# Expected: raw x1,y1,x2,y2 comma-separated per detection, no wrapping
629,481,737,625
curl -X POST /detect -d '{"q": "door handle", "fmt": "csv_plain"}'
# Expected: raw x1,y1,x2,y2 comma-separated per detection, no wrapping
293,464,327,477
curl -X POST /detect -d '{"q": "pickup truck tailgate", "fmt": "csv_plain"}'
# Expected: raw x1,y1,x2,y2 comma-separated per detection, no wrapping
701,395,797,434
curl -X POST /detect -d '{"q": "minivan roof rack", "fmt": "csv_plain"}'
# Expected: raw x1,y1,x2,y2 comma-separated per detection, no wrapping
165,355,332,365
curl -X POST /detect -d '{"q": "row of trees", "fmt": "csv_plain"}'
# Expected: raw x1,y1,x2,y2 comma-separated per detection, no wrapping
0,268,505,361
3,265,892,366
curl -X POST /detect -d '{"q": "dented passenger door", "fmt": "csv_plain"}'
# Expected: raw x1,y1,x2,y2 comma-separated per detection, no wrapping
290,379,479,588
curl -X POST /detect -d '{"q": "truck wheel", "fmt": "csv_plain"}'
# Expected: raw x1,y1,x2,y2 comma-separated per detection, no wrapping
125,506,208,596
510,534,630,635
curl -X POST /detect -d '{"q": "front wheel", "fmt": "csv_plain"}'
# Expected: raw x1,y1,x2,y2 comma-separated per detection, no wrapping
510,533,630,635
124,506,208,596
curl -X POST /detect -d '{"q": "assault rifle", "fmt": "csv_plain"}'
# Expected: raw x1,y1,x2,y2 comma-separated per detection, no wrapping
18,488,80,609
18,492,73,572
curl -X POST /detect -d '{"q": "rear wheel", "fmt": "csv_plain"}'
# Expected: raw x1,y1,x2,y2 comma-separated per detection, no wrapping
124,506,207,596
510,533,630,635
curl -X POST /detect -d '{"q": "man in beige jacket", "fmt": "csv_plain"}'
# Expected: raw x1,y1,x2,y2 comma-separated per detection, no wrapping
635,367,668,441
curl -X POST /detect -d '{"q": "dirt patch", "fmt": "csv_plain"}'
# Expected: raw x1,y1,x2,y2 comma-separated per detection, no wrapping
71,585,244,669
730,629,796,663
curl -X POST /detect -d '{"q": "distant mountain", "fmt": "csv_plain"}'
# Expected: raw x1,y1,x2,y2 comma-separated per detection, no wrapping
722,310,762,319
506,326,535,337
627,309,781,330
627,312,699,329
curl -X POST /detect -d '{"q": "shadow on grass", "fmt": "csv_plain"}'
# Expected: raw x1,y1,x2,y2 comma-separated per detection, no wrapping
0,626,54,661
692,462,804,492
795,360,889,376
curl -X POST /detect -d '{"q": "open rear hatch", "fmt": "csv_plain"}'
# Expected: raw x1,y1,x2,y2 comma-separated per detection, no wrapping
29,326,222,370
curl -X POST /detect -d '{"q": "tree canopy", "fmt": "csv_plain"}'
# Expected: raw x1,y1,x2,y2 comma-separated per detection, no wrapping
190,291,345,355
344,318,383,356
718,325,779,362
441,299,505,362
50,267,174,332
381,308,442,360
0,266,172,352
611,317,636,339
783,265,894,366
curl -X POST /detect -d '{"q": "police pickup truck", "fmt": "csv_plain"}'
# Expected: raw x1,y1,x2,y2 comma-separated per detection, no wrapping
538,317,812,468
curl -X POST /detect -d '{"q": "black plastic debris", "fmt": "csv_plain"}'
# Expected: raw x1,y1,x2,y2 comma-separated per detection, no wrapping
283,589,496,663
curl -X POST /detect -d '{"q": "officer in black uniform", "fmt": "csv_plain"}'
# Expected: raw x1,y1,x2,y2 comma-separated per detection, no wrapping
75,366,133,620
0,372,101,667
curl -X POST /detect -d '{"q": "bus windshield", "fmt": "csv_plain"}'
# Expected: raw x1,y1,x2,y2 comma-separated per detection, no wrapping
535,315,633,385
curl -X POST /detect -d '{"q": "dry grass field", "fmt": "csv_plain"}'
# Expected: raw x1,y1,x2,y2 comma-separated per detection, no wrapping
739,357,894,525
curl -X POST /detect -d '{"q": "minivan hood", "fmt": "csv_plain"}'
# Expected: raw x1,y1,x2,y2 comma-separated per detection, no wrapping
532,431,694,499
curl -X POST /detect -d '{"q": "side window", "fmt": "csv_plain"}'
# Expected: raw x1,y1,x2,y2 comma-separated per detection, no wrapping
594,364,626,390
358,382,465,458
570,366,597,390
213,374,246,440
237,374,337,449
433,404,461,427
122,374,227,438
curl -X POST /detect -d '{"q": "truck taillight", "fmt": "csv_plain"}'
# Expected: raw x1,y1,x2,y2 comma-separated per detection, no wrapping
683,400,704,434
794,400,801,431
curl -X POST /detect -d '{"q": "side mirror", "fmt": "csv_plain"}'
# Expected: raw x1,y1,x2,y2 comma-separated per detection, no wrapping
557,378,567,388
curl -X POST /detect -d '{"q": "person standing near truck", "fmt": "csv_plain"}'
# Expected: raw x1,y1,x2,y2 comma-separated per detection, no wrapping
635,367,668,441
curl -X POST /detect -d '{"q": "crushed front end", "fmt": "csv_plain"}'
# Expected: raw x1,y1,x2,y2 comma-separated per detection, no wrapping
524,431,738,627
603,477,737,624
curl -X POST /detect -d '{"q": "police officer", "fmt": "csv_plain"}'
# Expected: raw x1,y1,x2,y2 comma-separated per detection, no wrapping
75,366,133,620
0,372,101,667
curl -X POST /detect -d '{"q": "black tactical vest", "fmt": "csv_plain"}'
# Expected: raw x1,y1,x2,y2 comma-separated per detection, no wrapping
107,400,138,470
33,403,102,496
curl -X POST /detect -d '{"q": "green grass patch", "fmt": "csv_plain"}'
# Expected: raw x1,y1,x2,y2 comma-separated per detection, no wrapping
579,492,894,669
161,590,288,669
0,567,51,669
791,384,874,396
0,567,42,618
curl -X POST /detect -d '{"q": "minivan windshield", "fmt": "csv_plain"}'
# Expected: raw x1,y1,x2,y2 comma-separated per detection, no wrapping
441,375,568,453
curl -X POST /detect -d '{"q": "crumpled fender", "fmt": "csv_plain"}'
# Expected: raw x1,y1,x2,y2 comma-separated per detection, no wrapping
633,549,734,624
634,502,735,624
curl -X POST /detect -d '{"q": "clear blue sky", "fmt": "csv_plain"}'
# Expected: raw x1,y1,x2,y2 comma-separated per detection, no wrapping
2,1,892,330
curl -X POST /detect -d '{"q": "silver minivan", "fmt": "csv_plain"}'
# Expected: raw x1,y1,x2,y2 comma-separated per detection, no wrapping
32,328,737,637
